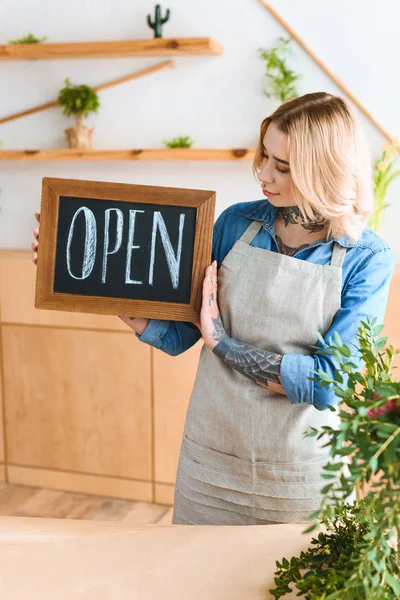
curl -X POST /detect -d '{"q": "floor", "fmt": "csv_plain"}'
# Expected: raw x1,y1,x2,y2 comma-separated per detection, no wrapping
0,483,173,524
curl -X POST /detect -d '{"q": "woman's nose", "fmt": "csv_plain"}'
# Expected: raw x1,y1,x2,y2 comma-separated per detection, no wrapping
259,165,275,184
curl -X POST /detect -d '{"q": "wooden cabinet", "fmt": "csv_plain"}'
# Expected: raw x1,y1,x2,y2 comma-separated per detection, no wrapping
0,250,203,504
2,326,152,480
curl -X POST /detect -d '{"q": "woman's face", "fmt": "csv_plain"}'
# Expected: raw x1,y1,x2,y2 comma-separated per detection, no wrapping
258,121,295,207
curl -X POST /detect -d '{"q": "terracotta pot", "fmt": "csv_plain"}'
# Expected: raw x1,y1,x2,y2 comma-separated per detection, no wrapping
65,114,94,149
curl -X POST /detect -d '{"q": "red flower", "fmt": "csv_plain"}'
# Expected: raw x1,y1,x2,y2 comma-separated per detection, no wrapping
367,391,400,417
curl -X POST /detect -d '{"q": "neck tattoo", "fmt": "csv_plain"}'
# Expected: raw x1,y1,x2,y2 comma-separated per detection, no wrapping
276,205,326,234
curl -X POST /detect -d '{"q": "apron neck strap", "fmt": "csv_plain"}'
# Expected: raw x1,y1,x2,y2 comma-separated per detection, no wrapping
239,221,347,269
239,220,263,245
330,242,347,268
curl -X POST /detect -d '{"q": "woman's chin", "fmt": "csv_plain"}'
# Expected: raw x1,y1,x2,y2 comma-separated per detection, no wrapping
265,195,289,207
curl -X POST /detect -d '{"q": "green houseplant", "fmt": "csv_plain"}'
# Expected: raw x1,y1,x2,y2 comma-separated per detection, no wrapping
270,319,400,599
163,135,195,148
57,78,100,149
368,137,400,234
8,33,48,44
147,4,170,38
259,36,301,103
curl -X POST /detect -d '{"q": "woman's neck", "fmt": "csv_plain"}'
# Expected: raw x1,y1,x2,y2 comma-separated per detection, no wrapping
276,205,326,233
274,205,329,256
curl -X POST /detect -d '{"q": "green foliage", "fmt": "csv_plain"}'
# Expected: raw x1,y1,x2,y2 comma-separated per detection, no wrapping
163,136,195,148
8,33,48,44
271,500,399,599
270,318,400,599
147,4,170,38
258,37,301,102
368,139,400,233
57,78,100,119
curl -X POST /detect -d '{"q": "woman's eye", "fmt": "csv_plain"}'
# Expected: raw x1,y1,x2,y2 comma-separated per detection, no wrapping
262,153,289,174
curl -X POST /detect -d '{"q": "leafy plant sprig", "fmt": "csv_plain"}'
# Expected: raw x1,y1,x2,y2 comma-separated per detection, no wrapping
57,78,100,120
163,135,195,148
270,319,400,599
258,36,301,102
369,137,400,233
8,33,48,44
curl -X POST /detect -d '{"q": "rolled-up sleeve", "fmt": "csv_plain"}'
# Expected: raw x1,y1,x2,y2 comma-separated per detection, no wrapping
135,319,202,356
281,247,395,411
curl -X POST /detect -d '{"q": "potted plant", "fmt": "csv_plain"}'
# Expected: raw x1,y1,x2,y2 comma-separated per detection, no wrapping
270,319,400,599
258,36,301,103
369,137,400,234
147,4,170,38
8,33,48,44
163,135,195,148
57,78,100,149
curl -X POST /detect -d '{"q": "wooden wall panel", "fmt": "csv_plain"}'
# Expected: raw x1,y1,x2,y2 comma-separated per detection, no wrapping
0,251,126,331
0,328,4,464
8,465,152,502
384,270,400,371
154,483,175,506
153,342,202,484
2,326,152,481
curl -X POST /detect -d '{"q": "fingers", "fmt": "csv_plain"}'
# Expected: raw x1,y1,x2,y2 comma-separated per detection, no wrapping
33,213,40,242
209,260,217,289
203,260,218,306
32,214,40,265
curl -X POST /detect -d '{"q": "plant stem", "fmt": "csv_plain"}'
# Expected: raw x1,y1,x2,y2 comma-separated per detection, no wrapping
373,427,400,461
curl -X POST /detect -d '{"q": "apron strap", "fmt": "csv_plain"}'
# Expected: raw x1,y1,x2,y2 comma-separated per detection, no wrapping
330,242,347,268
238,220,263,245
239,221,347,269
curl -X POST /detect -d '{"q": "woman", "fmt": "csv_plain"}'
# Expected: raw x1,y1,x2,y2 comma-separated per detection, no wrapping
32,92,395,526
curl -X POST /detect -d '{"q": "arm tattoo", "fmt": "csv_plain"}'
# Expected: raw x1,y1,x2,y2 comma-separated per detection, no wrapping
210,313,227,343
212,336,282,386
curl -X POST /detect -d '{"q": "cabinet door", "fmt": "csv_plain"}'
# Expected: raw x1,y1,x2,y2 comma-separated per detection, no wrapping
3,325,152,481
0,253,126,331
384,271,400,370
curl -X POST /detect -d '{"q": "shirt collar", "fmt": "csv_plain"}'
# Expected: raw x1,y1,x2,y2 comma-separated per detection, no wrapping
246,199,356,248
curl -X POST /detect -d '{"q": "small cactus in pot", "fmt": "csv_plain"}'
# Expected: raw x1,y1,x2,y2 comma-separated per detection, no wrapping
147,4,170,38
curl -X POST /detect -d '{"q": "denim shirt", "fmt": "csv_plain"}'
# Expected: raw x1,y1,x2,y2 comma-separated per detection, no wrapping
135,199,395,411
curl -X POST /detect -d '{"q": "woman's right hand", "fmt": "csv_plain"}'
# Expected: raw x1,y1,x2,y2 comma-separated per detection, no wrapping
32,213,40,265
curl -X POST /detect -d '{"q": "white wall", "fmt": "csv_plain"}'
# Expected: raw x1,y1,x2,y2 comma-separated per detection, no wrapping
0,0,399,258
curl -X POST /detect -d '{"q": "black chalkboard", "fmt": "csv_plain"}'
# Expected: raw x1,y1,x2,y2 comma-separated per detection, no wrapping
54,195,196,304
35,178,215,322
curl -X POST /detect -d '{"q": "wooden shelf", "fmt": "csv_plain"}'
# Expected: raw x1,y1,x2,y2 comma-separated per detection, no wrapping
0,38,223,60
0,149,254,161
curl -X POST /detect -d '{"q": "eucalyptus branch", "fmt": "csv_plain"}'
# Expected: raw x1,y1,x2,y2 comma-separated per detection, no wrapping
270,318,400,599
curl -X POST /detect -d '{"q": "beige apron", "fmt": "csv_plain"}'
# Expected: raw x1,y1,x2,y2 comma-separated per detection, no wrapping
173,220,356,525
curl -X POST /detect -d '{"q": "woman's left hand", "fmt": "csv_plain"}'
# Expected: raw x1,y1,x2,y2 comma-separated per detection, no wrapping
194,260,228,350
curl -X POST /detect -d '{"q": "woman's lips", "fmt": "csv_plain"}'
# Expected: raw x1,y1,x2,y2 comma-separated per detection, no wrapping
262,189,279,196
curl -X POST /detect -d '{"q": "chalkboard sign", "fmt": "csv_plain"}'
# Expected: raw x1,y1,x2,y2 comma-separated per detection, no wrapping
35,177,216,321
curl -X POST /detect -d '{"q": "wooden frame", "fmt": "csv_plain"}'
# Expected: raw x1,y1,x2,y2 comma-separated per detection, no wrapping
35,177,215,322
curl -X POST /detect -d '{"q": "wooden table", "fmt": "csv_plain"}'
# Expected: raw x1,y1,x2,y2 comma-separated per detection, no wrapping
0,517,320,599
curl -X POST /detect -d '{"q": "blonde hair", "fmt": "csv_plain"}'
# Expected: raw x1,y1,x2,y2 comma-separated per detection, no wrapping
253,92,374,243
